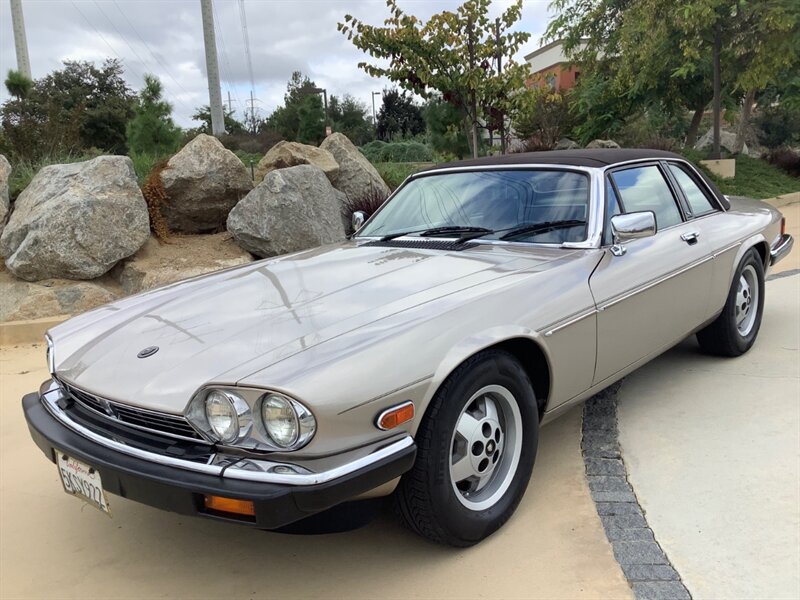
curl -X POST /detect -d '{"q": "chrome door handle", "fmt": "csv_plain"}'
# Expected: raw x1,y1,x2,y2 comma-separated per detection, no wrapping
681,231,700,244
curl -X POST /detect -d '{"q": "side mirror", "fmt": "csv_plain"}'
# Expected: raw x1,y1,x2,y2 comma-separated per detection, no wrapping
609,211,656,256
352,211,367,232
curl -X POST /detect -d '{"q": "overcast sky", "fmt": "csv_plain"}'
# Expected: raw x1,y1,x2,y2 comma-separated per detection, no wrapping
0,0,553,128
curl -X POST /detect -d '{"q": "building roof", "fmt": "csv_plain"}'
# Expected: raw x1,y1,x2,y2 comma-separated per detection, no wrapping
423,149,685,171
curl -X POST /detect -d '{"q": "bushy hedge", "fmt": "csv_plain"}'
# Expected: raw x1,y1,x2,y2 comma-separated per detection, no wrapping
360,140,433,163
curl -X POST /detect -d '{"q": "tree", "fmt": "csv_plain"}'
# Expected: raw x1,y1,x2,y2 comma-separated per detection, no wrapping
126,74,181,156
4,70,32,99
0,59,135,161
339,0,530,157
266,71,322,141
512,87,572,150
296,93,325,144
423,96,471,159
328,94,375,145
376,88,425,140
192,105,246,135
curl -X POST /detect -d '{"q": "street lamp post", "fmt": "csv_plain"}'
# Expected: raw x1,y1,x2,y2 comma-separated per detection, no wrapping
371,91,381,128
310,87,329,136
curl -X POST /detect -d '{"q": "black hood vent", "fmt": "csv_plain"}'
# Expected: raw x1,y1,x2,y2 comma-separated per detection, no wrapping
362,239,478,251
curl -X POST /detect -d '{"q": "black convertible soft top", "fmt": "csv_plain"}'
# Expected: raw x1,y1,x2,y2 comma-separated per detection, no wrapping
418,148,730,210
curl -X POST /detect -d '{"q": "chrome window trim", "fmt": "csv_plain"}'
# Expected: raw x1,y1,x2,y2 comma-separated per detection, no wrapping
357,164,604,249
39,380,413,486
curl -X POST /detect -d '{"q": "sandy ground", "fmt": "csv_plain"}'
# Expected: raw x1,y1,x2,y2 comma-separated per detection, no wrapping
618,275,800,599
0,344,631,600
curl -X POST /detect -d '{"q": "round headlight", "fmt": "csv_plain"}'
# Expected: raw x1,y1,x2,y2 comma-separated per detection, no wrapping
205,390,239,443
261,394,300,448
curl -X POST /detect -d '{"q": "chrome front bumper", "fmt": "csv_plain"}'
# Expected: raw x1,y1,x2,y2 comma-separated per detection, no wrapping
36,379,413,486
770,234,794,266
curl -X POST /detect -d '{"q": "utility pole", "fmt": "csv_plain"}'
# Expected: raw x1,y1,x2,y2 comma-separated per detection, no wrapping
495,18,506,155
371,91,381,127
200,0,225,136
227,91,232,113
10,0,32,78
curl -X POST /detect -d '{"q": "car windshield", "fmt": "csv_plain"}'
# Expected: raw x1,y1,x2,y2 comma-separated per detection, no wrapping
357,169,590,244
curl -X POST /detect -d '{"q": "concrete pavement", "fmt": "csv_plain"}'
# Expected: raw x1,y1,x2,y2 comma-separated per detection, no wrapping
617,275,800,599
0,344,631,600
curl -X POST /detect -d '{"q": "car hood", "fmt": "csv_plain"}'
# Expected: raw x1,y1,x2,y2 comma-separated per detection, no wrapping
52,241,573,413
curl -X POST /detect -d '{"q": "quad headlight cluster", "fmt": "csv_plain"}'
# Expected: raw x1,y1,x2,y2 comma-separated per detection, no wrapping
186,387,316,451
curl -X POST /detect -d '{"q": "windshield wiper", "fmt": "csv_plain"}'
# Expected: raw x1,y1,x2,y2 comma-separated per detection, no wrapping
379,226,492,242
499,220,586,241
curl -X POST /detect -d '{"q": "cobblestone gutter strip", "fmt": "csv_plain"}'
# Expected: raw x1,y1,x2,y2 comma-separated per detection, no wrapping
582,384,692,600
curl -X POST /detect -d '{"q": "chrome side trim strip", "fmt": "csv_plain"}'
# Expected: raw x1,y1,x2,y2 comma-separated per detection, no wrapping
599,255,715,311
712,242,741,258
40,382,413,486
544,309,597,337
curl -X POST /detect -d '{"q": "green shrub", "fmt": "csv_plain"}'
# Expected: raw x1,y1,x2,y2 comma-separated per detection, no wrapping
360,140,432,163
374,162,433,190
683,150,800,199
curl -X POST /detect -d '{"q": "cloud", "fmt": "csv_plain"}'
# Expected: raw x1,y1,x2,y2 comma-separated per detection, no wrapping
0,0,552,128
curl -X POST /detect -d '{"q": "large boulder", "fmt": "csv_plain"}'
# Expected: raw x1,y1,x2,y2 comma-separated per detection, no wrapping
0,156,149,281
555,138,581,150
227,164,347,258
319,133,390,204
0,268,119,322
694,129,748,155
159,134,253,233
115,233,254,295
0,155,10,237
255,141,339,184
586,139,621,149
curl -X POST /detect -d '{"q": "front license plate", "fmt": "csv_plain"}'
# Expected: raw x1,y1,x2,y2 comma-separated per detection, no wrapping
56,452,111,515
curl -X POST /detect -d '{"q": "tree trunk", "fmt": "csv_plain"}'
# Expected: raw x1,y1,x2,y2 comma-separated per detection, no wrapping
685,105,705,148
711,25,722,160
733,89,756,155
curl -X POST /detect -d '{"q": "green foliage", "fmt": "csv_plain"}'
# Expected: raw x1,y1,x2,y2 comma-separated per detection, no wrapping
0,59,135,161
340,0,530,156
4,69,32,99
360,140,432,163
684,151,800,199
266,71,323,142
191,105,246,135
129,150,170,184
376,88,425,141
373,162,433,190
329,94,375,145
512,87,573,150
126,74,181,156
755,77,800,148
297,94,325,145
423,97,471,159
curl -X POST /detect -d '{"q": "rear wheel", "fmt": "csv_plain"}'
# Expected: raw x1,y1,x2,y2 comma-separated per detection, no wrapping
697,248,765,356
396,350,538,546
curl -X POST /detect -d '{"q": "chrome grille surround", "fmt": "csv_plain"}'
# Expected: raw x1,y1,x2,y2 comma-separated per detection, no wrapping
59,380,206,443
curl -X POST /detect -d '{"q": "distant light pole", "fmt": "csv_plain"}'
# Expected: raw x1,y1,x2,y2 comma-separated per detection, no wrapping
371,91,381,127
310,87,329,136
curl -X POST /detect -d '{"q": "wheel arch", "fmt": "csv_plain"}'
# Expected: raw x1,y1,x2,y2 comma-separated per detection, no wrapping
425,330,552,422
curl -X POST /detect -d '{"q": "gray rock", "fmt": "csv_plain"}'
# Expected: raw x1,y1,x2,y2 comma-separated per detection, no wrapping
0,156,150,281
255,141,339,184
0,155,10,236
556,138,581,150
227,164,347,258
319,132,390,209
160,134,253,233
586,139,621,149
115,233,253,295
694,129,748,155
0,268,119,321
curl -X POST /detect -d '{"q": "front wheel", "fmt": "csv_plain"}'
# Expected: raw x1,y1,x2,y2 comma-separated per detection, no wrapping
697,248,765,356
396,350,539,546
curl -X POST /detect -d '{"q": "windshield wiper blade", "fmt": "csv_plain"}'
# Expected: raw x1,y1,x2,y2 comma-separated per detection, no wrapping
379,226,491,242
499,220,586,241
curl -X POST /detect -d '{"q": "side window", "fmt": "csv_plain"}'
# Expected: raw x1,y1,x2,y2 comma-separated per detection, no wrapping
610,166,683,230
668,163,717,216
603,178,622,245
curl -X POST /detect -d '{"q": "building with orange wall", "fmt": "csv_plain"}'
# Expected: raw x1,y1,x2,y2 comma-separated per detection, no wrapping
524,39,587,91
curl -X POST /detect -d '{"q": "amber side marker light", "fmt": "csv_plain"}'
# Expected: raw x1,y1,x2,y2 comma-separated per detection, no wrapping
376,401,415,430
204,495,256,517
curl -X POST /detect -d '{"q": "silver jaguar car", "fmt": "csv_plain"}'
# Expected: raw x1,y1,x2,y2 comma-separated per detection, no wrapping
23,149,793,546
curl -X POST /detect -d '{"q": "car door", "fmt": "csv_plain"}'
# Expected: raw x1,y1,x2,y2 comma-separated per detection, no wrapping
590,162,714,385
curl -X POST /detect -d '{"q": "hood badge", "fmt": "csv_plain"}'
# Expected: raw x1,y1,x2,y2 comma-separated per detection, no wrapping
137,346,159,359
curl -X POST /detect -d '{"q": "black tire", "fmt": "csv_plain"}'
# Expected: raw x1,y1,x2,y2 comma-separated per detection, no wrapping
697,248,765,356
396,349,539,547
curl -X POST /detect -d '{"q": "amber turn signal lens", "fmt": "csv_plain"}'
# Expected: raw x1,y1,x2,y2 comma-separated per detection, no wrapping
377,402,415,430
204,495,256,517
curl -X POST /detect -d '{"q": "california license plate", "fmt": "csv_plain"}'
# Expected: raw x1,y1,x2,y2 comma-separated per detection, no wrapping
57,452,111,515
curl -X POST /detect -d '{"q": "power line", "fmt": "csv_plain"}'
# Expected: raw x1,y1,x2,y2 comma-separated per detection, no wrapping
213,0,242,115
112,1,196,112
237,0,255,93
